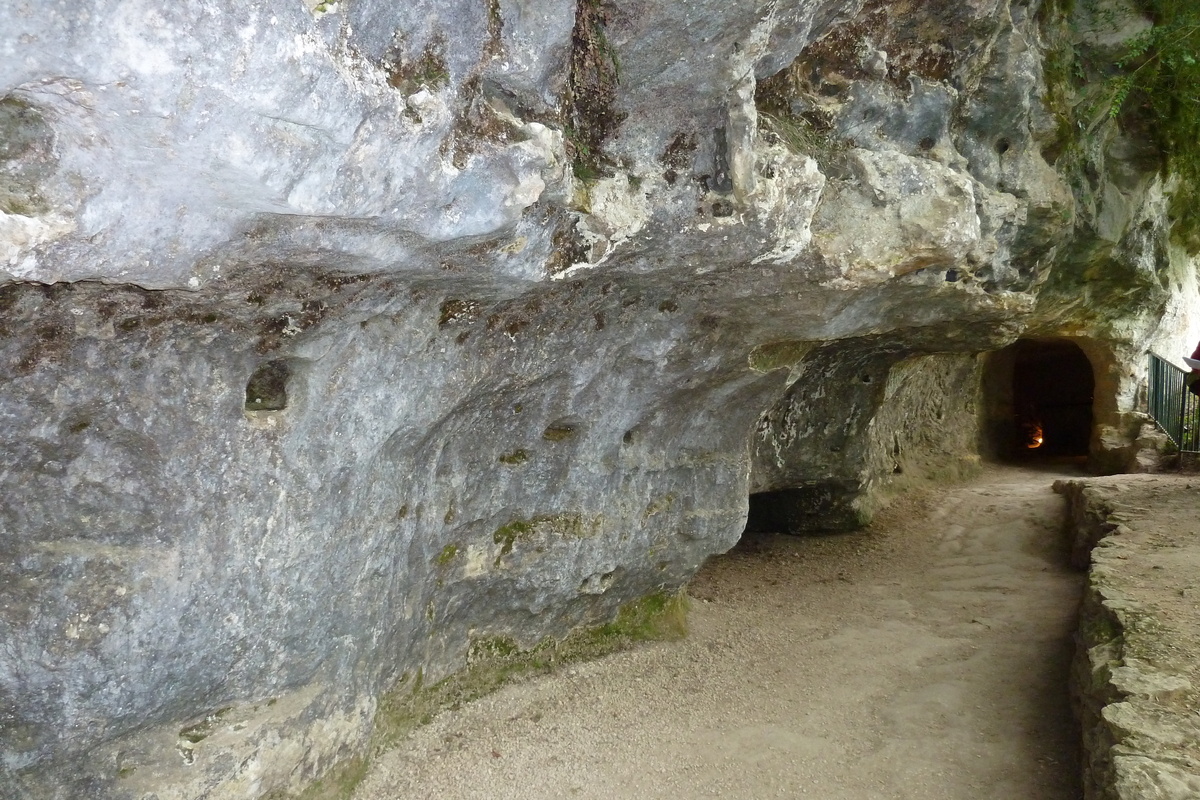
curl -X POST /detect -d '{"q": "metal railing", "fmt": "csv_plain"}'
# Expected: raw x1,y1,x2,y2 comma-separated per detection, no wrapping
1148,352,1200,452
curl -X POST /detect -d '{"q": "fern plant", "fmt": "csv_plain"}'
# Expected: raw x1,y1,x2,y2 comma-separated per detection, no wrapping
1096,0,1200,247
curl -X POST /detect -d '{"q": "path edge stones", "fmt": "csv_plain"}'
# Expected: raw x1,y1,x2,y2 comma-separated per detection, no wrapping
1055,478,1200,800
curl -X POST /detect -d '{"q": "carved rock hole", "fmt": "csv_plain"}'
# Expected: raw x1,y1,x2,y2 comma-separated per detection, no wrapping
245,360,291,412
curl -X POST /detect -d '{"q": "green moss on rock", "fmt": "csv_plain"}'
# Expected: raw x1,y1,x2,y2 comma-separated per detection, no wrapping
371,590,688,755
542,423,577,442
748,340,815,373
178,707,233,744
492,519,534,561
259,756,368,800
434,543,460,567
492,513,602,565
498,448,530,465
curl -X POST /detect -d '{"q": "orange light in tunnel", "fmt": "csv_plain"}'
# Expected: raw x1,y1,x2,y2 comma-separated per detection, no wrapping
1026,422,1044,449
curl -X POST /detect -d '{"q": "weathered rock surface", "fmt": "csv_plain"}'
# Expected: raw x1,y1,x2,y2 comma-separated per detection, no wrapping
749,349,983,532
1,0,1197,797
1056,476,1200,800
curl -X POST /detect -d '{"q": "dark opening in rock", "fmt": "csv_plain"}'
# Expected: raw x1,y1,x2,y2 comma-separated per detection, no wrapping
543,419,579,442
982,339,1094,459
245,360,291,412
746,480,865,535
712,199,735,217
1012,340,1093,456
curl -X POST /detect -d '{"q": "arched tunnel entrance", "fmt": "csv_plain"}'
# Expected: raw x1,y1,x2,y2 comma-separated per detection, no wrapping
745,347,986,536
743,340,1099,538
982,338,1095,461
678,344,1086,798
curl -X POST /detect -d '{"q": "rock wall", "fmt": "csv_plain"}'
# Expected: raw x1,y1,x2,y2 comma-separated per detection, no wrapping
1056,477,1200,800
749,350,981,532
1,0,1196,796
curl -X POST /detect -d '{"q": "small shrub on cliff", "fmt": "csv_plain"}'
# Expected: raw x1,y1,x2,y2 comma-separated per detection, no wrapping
1129,0,1200,248
1073,0,1200,248
566,0,625,182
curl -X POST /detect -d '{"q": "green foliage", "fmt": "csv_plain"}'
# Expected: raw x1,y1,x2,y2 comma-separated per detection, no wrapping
753,68,843,170
1138,0,1200,248
1080,0,1200,248
758,112,820,155
565,125,600,183
757,111,845,172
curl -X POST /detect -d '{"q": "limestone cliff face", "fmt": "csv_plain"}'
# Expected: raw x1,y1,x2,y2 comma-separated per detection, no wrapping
0,0,1194,796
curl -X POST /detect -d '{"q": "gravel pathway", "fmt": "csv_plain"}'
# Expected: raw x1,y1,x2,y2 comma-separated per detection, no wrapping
355,465,1085,799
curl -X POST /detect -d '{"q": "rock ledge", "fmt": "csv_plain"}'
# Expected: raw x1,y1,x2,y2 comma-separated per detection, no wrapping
1056,475,1200,800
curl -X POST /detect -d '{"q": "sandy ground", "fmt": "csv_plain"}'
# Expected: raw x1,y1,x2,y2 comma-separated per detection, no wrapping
354,465,1086,799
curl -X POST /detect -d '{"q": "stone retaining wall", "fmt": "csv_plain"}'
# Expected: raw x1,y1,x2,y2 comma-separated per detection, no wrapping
1055,476,1200,800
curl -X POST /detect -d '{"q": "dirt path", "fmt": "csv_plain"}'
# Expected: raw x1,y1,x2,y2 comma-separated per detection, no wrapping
354,465,1085,799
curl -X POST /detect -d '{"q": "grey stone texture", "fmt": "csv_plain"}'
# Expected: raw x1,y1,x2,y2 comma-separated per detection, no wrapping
0,0,1194,796
1056,477,1200,800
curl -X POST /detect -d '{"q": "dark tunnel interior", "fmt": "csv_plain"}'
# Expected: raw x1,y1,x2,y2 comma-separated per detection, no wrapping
747,338,1100,537
1009,339,1095,458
